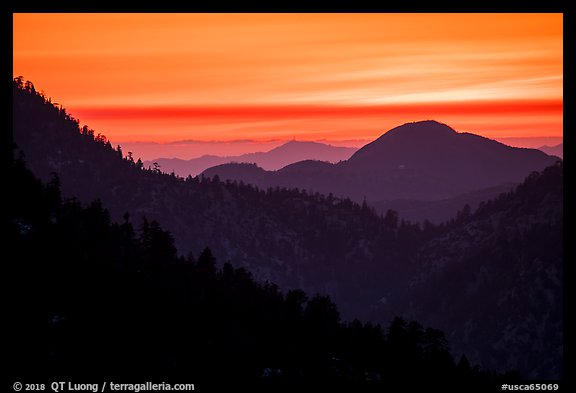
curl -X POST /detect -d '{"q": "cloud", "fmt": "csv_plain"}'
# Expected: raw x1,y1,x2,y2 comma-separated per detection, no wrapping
14,13,562,144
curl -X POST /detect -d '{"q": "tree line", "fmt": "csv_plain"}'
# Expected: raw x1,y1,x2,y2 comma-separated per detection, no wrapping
8,155,518,391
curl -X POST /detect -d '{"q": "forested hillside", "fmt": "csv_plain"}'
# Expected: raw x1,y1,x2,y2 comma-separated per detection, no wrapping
9,157,516,390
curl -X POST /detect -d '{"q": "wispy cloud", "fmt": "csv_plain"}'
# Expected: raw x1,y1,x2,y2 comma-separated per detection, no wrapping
14,13,562,144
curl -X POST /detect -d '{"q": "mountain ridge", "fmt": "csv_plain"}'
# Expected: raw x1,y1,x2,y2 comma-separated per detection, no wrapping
537,143,563,159
144,140,357,177
203,120,559,209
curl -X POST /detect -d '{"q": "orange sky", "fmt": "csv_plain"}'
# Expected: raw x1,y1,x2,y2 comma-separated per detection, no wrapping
13,13,562,157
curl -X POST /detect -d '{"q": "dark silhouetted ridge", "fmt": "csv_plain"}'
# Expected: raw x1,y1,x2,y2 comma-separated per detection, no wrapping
278,159,335,174
348,120,457,162
203,119,558,203
374,120,457,140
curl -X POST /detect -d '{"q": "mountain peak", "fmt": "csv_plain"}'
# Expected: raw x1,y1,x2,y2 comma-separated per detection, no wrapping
271,140,323,151
384,120,458,139
345,120,557,197
347,120,458,165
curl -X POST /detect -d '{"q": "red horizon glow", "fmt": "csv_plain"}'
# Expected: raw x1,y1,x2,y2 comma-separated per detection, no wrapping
13,13,562,155
70,99,562,142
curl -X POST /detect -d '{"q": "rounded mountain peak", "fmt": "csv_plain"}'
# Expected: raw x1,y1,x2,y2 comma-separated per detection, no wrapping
383,120,457,140
347,120,459,166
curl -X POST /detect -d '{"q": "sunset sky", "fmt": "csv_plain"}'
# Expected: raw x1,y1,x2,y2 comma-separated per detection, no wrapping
13,13,563,159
